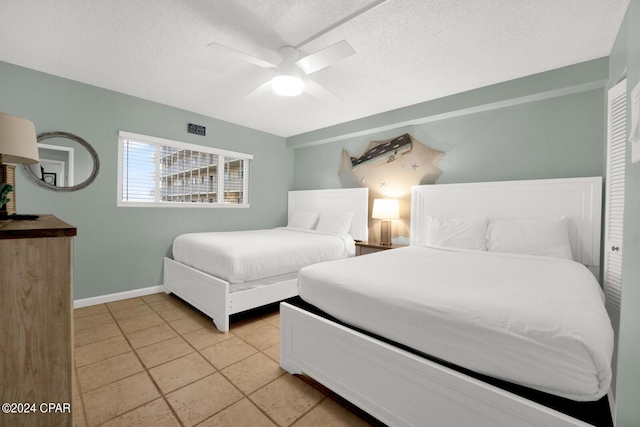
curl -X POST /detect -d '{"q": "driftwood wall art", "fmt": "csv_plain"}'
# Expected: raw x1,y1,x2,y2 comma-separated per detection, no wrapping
339,133,445,199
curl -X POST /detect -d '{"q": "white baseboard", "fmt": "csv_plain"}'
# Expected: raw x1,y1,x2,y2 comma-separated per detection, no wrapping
74,285,166,308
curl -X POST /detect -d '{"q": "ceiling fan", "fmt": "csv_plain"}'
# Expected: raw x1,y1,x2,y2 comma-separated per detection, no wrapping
207,0,390,102
208,40,355,102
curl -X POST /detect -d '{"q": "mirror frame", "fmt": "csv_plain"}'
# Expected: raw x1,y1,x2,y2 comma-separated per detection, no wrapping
23,131,100,192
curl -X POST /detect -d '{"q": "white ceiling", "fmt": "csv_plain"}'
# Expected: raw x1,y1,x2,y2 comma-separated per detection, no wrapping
0,0,630,138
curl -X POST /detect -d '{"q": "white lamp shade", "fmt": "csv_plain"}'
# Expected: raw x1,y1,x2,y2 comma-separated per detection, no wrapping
0,112,39,164
372,198,400,220
272,74,305,96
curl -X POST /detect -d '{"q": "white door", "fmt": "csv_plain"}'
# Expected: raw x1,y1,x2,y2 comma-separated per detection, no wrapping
604,78,626,399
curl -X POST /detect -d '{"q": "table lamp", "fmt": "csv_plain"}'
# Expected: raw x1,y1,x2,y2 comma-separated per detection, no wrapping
0,112,39,218
372,198,399,246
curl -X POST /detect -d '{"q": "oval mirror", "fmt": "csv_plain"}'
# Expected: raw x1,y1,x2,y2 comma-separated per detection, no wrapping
23,131,100,191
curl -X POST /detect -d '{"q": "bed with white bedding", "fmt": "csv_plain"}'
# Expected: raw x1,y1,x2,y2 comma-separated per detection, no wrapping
298,246,612,402
164,188,367,332
172,228,355,284
280,177,614,427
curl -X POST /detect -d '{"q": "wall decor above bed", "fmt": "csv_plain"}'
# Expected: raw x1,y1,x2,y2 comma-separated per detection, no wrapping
338,133,445,200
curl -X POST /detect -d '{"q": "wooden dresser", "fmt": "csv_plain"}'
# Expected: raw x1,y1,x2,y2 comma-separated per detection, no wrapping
0,215,76,427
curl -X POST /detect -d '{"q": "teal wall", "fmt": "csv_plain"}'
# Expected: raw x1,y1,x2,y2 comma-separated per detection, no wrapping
0,61,293,300
294,88,604,190
287,58,608,149
607,0,640,425
293,61,607,244
292,58,607,193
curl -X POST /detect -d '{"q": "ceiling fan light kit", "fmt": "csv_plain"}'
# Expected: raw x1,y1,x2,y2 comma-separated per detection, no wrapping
271,73,305,96
205,0,385,102
208,39,356,101
271,47,305,97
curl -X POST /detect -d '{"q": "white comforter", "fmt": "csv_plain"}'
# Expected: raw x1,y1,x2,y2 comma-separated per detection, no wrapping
298,245,613,401
172,227,354,284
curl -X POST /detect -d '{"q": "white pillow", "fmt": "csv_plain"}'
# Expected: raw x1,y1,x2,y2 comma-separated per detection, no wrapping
287,210,319,229
486,217,573,260
315,211,354,235
426,215,489,251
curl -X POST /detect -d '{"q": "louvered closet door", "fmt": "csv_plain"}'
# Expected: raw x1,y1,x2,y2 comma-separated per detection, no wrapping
604,78,626,398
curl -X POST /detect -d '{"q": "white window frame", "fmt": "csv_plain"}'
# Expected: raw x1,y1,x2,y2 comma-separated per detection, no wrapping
117,131,252,208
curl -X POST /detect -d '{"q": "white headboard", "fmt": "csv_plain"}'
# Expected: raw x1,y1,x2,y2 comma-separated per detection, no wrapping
410,177,602,275
288,188,369,241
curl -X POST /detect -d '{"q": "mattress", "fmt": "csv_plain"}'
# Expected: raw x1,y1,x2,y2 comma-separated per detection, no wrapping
297,245,613,402
172,227,355,284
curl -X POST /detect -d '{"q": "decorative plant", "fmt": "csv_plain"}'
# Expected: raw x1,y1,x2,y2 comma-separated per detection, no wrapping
0,183,13,207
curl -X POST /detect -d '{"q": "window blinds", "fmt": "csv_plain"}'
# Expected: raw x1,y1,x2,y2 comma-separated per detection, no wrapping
118,131,252,207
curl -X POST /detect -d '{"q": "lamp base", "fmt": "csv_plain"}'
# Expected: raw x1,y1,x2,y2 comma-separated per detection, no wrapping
0,164,16,215
380,220,392,246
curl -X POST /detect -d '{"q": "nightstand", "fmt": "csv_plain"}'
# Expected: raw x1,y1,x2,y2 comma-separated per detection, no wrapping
355,241,407,256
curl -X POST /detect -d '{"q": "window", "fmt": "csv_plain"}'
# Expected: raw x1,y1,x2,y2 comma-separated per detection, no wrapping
117,131,252,207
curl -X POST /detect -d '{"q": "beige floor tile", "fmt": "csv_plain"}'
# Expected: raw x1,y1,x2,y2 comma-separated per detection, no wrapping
75,336,132,368
149,352,216,394
198,398,277,427
166,373,243,427
77,352,144,393
292,398,373,427
75,312,114,332
106,297,146,311
110,304,155,321
117,312,165,333
250,375,325,427
182,325,231,350
135,336,194,368
83,372,160,426
100,398,180,427
72,297,374,427
263,343,280,363
234,322,280,350
75,323,122,348
200,336,258,369
221,353,284,395
74,304,109,319
169,314,212,335
141,292,172,303
230,317,269,335
155,303,199,321
148,297,194,313
126,323,178,349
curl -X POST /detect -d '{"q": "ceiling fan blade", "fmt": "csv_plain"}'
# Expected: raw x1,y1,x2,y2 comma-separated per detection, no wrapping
243,80,273,100
295,40,355,75
304,79,343,103
207,42,277,70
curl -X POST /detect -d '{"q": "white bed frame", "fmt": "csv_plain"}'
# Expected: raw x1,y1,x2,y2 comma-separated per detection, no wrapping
281,177,604,427
164,188,368,332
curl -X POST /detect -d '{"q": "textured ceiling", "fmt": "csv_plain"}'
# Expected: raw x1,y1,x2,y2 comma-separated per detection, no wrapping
0,0,630,138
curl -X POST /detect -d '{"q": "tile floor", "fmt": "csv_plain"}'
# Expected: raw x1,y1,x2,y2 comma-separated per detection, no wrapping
73,293,380,426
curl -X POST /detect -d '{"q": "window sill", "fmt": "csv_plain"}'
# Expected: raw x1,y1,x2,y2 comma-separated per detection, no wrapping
116,202,251,208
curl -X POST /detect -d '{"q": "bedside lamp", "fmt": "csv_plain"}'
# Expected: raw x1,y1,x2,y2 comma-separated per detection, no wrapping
0,112,39,218
372,198,399,246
